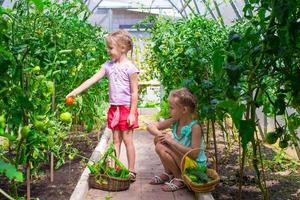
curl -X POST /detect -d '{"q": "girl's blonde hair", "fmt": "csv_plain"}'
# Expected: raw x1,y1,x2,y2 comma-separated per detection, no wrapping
107,29,133,53
169,88,197,113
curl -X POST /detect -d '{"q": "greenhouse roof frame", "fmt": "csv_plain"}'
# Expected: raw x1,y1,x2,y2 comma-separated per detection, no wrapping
85,0,244,25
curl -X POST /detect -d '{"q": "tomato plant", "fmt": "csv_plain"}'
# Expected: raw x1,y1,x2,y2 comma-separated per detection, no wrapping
0,0,108,198
145,1,300,198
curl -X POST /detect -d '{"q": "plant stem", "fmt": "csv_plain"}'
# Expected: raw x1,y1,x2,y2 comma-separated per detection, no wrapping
211,120,218,172
0,189,15,200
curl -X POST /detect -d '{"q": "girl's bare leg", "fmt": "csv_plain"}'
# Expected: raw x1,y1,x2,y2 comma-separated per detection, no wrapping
113,130,123,158
156,143,185,190
155,143,181,178
122,130,135,172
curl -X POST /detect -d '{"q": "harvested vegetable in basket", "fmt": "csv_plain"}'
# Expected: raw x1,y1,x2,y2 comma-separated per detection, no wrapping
88,143,129,179
184,164,211,184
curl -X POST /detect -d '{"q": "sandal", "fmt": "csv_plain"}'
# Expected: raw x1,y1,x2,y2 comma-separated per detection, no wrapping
129,171,137,182
161,178,186,192
149,172,174,185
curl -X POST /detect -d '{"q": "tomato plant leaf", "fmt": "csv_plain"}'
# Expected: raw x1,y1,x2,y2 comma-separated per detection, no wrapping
212,50,225,77
239,120,256,150
218,100,245,129
0,160,24,182
30,0,44,12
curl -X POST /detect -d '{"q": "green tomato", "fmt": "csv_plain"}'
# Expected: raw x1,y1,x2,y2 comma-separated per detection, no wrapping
60,112,72,123
275,127,284,138
0,115,5,128
34,120,45,131
32,66,41,74
68,154,74,160
279,140,288,149
21,126,31,138
265,132,278,144
46,81,54,94
75,49,82,56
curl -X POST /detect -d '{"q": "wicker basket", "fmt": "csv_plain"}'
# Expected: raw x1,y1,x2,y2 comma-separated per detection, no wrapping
89,173,130,191
88,145,131,192
180,148,220,193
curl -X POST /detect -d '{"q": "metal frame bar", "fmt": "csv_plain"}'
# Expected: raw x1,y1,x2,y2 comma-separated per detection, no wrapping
84,0,244,23
202,0,217,20
213,0,225,26
185,0,197,16
108,8,113,31
229,0,242,19
179,0,191,13
180,0,196,15
83,0,104,20
91,0,104,13
167,0,185,18
193,0,201,15
97,5,173,9
179,0,188,17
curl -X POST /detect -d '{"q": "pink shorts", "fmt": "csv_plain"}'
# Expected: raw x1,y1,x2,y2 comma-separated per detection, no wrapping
107,105,139,131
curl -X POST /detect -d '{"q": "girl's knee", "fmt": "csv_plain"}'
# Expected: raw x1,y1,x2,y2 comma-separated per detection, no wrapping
155,143,166,154
153,136,159,145
113,137,122,145
123,135,134,147
113,131,123,143
123,139,134,147
122,130,133,141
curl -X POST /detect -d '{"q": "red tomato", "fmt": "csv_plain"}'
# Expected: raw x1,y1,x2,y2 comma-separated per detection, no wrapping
115,166,122,171
66,96,74,105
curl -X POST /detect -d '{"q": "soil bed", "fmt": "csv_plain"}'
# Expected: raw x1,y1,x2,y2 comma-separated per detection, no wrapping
0,126,102,200
209,126,300,200
1,124,299,200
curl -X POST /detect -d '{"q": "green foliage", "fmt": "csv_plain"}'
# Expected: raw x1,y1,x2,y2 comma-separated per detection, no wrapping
143,101,159,108
155,101,170,120
265,132,279,145
185,164,210,184
143,15,228,121
145,1,300,197
278,140,288,149
263,150,299,172
239,120,256,149
88,143,129,179
0,0,108,197
226,0,300,151
0,159,23,182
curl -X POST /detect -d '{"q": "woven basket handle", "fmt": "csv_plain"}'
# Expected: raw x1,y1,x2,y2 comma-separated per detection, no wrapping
180,148,218,192
180,148,216,174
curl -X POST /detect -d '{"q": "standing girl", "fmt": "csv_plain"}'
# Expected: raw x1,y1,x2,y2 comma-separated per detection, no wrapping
66,30,139,182
147,88,206,191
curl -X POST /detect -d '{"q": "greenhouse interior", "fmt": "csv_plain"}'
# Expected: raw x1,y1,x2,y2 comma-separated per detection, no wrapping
0,0,299,200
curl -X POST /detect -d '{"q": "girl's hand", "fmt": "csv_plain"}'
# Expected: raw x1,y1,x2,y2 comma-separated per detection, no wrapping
157,133,172,144
127,113,135,127
66,91,77,99
163,133,172,143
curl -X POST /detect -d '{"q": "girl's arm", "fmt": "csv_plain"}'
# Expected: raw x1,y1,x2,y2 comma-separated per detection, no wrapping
147,118,176,137
127,72,139,126
161,124,202,159
66,67,106,98
129,73,138,114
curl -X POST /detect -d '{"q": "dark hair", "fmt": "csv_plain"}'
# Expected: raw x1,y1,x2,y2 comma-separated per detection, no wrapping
169,87,197,113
